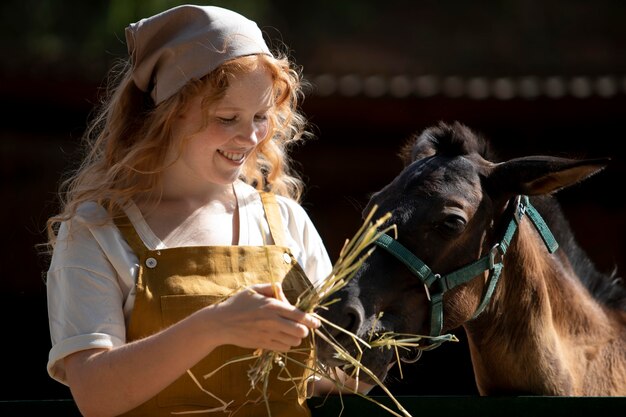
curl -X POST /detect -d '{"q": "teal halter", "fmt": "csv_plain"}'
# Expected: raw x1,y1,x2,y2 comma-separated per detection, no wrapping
374,195,559,337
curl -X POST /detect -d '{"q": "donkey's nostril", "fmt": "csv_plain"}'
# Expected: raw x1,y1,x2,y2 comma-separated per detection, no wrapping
341,304,364,336
318,294,365,341
344,312,357,334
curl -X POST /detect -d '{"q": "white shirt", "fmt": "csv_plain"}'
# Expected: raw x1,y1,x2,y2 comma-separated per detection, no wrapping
46,181,332,384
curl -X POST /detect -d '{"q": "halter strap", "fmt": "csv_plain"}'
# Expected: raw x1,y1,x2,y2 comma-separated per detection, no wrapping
374,195,558,337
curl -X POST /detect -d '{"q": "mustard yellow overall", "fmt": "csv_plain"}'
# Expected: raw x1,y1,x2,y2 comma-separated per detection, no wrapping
116,192,314,417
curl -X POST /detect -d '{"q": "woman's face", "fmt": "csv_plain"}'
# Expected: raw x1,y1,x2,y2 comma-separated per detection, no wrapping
167,64,273,189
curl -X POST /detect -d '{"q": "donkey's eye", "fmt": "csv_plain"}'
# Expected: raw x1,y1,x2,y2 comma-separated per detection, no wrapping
437,214,467,235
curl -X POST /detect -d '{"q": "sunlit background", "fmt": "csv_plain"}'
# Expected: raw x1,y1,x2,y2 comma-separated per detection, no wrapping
2,0,625,401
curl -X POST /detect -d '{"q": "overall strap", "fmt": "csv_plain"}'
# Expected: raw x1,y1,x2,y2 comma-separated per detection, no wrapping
113,214,150,258
259,191,287,247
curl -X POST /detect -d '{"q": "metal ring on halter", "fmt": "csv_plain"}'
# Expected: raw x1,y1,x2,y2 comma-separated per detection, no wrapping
400,348,423,364
423,282,431,301
489,243,503,269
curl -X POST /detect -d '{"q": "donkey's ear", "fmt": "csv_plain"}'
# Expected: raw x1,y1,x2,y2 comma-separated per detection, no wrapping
487,156,610,196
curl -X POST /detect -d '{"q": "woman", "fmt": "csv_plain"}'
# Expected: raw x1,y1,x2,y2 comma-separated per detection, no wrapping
45,5,369,417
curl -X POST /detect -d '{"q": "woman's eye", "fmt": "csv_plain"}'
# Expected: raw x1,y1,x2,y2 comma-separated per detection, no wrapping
254,114,268,122
217,116,236,124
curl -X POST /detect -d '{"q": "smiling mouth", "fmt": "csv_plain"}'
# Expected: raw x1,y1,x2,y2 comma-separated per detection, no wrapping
218,150,246,162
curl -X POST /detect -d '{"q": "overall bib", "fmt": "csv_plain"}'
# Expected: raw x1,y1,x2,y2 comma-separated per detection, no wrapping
116,192,315,417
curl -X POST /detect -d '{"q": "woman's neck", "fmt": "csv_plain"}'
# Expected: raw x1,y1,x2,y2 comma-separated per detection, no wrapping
136,183,240,247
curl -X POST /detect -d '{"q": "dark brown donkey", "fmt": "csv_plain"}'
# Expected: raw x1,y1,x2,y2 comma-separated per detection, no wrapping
317,121,626,395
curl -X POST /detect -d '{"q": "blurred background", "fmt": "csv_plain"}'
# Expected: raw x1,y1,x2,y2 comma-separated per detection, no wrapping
2,0,625,401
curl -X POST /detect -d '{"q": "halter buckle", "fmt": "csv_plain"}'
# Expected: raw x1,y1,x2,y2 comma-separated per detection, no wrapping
513,195,528,224
489,243,503,269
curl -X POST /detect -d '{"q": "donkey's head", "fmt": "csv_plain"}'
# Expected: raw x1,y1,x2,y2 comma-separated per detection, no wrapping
317,121,608,383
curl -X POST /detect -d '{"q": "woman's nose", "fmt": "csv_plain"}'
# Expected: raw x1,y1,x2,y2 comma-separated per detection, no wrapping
236,122,261,145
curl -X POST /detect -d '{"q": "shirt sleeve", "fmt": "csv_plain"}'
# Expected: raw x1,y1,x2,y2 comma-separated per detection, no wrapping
276,196,333,286
46,203,136,385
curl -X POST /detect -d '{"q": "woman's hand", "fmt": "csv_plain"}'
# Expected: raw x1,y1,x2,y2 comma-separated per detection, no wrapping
212,282,320,352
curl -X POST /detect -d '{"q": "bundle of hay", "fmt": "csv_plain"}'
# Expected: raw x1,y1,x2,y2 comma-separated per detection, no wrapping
186,207,457,417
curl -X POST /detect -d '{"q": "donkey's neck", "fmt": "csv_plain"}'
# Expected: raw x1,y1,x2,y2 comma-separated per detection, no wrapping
463,220,621,395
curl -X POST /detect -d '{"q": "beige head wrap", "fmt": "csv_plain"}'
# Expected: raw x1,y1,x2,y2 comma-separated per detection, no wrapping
125,5,272,104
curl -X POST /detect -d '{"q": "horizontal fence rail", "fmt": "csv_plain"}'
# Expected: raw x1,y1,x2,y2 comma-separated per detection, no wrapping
2,396,625,417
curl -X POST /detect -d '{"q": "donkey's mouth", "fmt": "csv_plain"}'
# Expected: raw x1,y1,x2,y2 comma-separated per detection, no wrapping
320,355,348,369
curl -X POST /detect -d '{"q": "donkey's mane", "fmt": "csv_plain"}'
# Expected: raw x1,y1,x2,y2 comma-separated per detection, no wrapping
533,196,626,310
400,121,497,165
401,121,626,310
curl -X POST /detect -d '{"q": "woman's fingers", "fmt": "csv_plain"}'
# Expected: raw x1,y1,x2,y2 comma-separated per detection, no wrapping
216,282,321,350
246,283,321,330
248,282,283,299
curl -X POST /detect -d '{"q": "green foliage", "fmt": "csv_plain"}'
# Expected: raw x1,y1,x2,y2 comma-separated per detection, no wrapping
2,0,625,80
0,0,274,80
